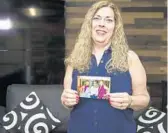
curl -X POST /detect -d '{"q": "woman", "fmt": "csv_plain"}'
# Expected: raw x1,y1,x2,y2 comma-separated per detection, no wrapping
78,80,90,93
90,81,99,99
61,1,150,133
80,80,91,98
98,80,107,99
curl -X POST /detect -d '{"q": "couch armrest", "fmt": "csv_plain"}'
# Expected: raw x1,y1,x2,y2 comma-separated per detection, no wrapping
0,126,7,133
0,106,5,120
133,108,147,119
0,106,7,133
133,91,151,119
133,102,152,119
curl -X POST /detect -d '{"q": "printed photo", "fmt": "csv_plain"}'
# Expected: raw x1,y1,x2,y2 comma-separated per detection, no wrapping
77,76,111,99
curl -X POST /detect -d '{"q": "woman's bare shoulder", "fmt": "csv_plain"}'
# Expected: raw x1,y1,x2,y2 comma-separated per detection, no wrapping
128,50,139,60
127,50,141,66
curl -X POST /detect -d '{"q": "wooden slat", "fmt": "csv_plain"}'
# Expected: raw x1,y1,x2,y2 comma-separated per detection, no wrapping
130,45,167,50
67,0,92,2
66,8,164,18
134,18,166,29
66,18,84,24
143,62,167,75
125,29,166,35
106,0,131,1
66,1,166,7
160,57,167,62
65,41,75,51
160,45,167,50
161,31,167,41
66,7,90,13
116,2,166,7
66,33,77,37
143,62,167,67
124,12,163,19
68,0,131,2
135,49,166,57
147,74,167,83
145,66,167,75
66,23,81,29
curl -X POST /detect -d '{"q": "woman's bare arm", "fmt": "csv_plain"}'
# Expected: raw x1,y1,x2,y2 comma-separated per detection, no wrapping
128,50,150,111
61,65,79,109
64,65,73,90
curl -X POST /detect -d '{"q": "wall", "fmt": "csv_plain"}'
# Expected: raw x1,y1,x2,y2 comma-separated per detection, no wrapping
65,0,167,83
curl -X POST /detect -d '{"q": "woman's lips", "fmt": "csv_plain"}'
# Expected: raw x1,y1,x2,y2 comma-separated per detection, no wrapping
96,30,107,35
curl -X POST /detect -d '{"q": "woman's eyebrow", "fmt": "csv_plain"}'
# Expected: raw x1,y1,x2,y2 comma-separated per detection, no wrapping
94,15,113,19
94,15,101,17
106,16,114,19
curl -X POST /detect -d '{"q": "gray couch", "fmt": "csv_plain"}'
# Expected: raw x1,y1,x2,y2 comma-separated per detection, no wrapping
0,84,70,133
0,84,166,133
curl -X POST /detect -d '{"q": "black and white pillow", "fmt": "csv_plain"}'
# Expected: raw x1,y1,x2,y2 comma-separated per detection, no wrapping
1,92,61,133
136,107,167,133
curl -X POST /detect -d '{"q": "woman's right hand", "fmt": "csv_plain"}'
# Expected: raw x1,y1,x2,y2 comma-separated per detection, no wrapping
61,89,79,108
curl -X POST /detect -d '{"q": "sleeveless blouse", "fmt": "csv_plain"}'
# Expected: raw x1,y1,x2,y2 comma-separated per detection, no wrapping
67,48,136,133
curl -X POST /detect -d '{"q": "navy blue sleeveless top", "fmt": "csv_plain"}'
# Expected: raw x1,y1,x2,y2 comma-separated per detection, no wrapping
67,48,136,133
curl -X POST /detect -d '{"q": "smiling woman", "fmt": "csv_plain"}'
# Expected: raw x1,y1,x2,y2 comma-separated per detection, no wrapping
91,6,115,65
61,1,150,133
92,7,115,47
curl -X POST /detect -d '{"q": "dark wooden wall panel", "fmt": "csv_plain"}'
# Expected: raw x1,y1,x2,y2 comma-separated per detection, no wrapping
65,0,167,83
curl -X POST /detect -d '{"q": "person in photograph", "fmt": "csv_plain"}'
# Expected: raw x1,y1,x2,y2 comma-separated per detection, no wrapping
78,80,89,93
90,81,99,98
83,80,90,92
61,1,150,133
78,80,90,97
98,80,108,99
82,83,91,98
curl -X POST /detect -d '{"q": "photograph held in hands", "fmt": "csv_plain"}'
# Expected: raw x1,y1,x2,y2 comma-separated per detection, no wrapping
77,76,111,99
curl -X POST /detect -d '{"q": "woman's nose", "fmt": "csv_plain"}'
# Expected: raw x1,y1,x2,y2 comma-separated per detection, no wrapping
98,19,105,27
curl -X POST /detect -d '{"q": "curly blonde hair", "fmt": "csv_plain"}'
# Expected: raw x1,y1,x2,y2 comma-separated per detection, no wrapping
65,0,129,73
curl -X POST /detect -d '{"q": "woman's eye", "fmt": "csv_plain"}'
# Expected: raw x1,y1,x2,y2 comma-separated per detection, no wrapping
106,19,113,23
93,17,100,20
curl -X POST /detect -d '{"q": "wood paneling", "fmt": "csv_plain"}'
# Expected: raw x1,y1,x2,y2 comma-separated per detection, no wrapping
65,0,167,83
67,1,166,7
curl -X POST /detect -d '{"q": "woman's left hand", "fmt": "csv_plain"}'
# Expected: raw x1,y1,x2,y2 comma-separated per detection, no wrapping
106,92,132,110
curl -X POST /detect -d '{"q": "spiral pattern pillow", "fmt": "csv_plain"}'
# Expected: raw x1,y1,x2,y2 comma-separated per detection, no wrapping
136,107,167,133
1,91,61,133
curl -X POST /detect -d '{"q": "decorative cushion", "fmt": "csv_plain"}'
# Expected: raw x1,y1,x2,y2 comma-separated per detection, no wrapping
1,91,61,133
136,107,167,133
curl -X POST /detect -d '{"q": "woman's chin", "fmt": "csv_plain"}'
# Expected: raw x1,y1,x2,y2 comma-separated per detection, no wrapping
94,40,108,45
